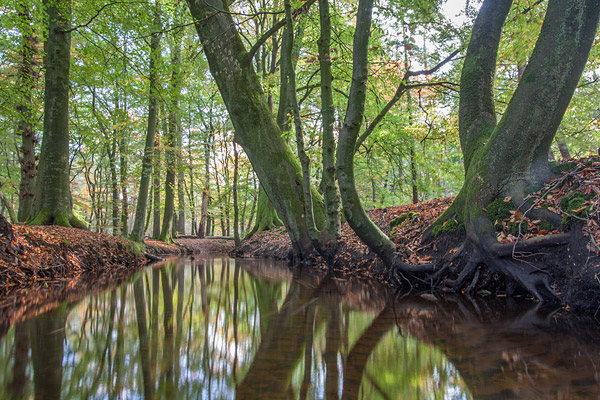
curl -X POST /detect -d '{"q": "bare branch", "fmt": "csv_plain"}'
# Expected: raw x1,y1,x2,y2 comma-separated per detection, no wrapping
246,0,316,63
354,50,459,152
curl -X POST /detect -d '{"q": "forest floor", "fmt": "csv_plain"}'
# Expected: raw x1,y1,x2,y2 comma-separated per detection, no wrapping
0,218,234,334
237,156,600,314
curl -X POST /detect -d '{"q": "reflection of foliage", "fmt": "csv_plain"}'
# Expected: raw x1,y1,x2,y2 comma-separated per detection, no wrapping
363,332,469,399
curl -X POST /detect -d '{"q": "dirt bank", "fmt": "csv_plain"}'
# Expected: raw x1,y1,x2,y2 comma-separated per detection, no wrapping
0,217,235,332
236,158,600,314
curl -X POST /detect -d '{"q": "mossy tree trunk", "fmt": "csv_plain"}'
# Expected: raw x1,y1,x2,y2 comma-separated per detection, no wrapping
185,0,325,258
429,0,600,299
245,11,292,241
30,0,86,228
336,0,399,267
244,186,283,240
130,6,161,242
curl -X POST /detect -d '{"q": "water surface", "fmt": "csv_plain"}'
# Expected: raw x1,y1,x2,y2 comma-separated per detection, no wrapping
0,257,599,399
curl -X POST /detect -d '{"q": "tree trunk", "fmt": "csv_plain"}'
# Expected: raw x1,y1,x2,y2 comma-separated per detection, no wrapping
16,1,38,223
557,141,571,160
233,143,241,246
30,0,86,228
284,0,317,240
107,137,120,234
31,306,67,400
410,145,419,204
129,6,161,242
186,126,197,236
0,187,17,223
171,31,186,236
429,0,600,300
159,32,183,243
318,0,340,242
185,0,325,259
152,136,162,239
197,130,212,238
336,0,398,267
159,119,176,244
119,53,130,237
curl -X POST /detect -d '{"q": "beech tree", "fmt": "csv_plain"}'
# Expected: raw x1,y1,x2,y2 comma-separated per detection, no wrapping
335,0,599,300
29,0,86,228
425,0,600,299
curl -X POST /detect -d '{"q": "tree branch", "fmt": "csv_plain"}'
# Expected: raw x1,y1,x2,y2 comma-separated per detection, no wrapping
64,1,137,33
354,50,459,152
245,0,316,63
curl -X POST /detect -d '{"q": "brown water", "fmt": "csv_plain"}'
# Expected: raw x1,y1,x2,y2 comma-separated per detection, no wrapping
0,257,599,399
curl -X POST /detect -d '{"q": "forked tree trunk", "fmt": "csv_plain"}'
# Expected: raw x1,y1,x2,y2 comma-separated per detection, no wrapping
336,0,398,267
429,0,600,299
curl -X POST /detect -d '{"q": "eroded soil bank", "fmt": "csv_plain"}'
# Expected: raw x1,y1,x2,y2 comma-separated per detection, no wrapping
236,158,600,315
0,217,234,332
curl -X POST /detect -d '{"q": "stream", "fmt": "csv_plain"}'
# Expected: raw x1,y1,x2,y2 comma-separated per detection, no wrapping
0,256,599,399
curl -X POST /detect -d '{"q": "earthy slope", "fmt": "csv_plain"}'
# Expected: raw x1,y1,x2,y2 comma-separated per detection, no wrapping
237,157,600,313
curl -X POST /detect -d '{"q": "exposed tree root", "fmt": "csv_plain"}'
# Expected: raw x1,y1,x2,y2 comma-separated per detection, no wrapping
490,233,571,257
390,223,570,303
446,253,480,291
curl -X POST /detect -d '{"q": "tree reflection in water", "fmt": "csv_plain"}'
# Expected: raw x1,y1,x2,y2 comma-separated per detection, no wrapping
0,257,598,399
